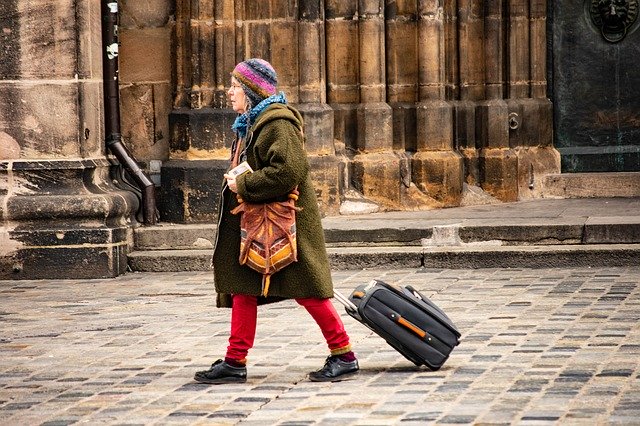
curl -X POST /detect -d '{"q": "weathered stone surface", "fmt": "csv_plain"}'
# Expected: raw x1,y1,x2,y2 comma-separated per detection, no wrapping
169,108,236,159
507,0,530,98
542,172,640,198
457,0,486,101
479,147,519,202
356,102,393,152
120,0,173,28
351,152,401,207
158,159,226,223
484,0,505,100
298,19,325,103
120,83,171,161
514,146,561,199
296,103,334,155
0,83,84,159
119,27,172,83
308,155,342,217
385,14,418,103
0,159,139,279
331,103,358,152
454,101,479,184
391,103,417,152
416,100,454,151
476,99,509,149
417,0,445,100
411,150,464,206
325,19,359,103
0,132,20,160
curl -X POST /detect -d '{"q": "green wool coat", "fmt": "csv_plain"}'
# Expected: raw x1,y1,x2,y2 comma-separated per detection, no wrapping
212,103,334,308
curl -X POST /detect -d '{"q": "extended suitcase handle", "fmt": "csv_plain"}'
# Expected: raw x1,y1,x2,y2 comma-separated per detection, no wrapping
333,291,358,314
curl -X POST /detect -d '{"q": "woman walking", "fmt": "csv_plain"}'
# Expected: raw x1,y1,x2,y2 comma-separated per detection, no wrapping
194,58,358,384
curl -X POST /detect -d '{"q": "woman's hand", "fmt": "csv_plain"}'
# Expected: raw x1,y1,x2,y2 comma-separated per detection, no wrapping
224,173,237,193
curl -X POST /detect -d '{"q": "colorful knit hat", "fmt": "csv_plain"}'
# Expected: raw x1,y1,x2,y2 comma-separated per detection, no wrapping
231,58,278,108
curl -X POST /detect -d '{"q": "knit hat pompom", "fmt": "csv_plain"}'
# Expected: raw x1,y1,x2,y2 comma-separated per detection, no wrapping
231,58,278,108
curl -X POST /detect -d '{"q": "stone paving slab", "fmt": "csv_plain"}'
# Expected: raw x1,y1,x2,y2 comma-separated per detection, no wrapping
1,267,639,425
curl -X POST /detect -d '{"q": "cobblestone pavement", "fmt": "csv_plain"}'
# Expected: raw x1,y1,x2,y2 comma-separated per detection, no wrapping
1,267,639,425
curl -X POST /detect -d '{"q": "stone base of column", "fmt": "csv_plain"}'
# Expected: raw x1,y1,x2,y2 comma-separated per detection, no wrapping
158,159,227,224
351,152,402,208
514,146,561,199
169,108,237,157
411,150,464,207
504,98,561,199
479,147,519,202
296,103,342,216
0,159,139,280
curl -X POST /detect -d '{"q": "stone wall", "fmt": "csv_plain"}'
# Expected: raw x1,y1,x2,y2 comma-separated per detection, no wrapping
152,0,560,223
0,0,138,279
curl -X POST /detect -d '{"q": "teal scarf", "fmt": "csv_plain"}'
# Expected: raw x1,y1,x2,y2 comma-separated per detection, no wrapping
231,92,288,138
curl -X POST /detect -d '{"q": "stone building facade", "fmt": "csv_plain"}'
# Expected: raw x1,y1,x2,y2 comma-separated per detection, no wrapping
1,0,638,279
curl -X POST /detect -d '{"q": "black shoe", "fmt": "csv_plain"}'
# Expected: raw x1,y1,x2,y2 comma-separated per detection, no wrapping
308,355,359,382
194,359,247,384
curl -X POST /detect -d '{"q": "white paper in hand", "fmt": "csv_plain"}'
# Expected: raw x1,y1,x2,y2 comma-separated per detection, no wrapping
228,161,253,177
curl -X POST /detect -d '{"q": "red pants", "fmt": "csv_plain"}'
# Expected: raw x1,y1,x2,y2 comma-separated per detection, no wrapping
226,294,351,361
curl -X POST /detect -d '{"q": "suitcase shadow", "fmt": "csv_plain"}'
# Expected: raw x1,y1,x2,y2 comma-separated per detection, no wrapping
358,364,445,375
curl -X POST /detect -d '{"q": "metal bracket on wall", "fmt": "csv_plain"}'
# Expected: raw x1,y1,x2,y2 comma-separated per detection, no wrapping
508,112,520,131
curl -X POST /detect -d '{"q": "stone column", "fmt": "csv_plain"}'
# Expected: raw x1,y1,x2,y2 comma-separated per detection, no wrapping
509,0,560,199
473,0,516,201
326,0,360,204
412,0,463,207
454,0,484,186
350,0,401,208
385,0,418,196
297,0,341,215
162,0,237,223
0,1,138,279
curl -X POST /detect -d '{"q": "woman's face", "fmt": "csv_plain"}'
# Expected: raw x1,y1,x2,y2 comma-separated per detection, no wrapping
228,77,248,114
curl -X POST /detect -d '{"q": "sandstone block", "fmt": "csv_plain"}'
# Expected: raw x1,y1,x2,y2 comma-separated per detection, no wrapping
120,0,173,28
351,152,401,207
479,147,518,201
476,99,509,149
411,150,463,206
120,83,171,161
325,20,359,103
296,103,335,155
391,103,417,152
0,83,82,158
416,100,454,151
331,103,358,152
159,159,226,223
514,146,561,199
308,155,342,216
169,108,236,159
119,27,172,83
356,102,393,152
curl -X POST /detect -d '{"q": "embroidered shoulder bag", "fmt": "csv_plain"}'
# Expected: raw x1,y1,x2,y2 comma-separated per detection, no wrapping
231,189,301,297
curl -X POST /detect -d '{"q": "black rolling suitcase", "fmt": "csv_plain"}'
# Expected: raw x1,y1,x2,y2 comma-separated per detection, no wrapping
334,279,461,370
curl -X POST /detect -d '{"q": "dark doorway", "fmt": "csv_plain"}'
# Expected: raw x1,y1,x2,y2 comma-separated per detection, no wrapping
549,1,640,172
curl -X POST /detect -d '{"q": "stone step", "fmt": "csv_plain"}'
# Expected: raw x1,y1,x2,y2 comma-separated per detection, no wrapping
133,216,640,251
127,243,640,272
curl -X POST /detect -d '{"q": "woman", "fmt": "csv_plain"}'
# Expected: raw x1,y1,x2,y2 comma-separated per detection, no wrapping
194,58,358,384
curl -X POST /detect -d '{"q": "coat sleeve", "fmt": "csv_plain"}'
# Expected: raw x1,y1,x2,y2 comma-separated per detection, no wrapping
235,119,309,203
